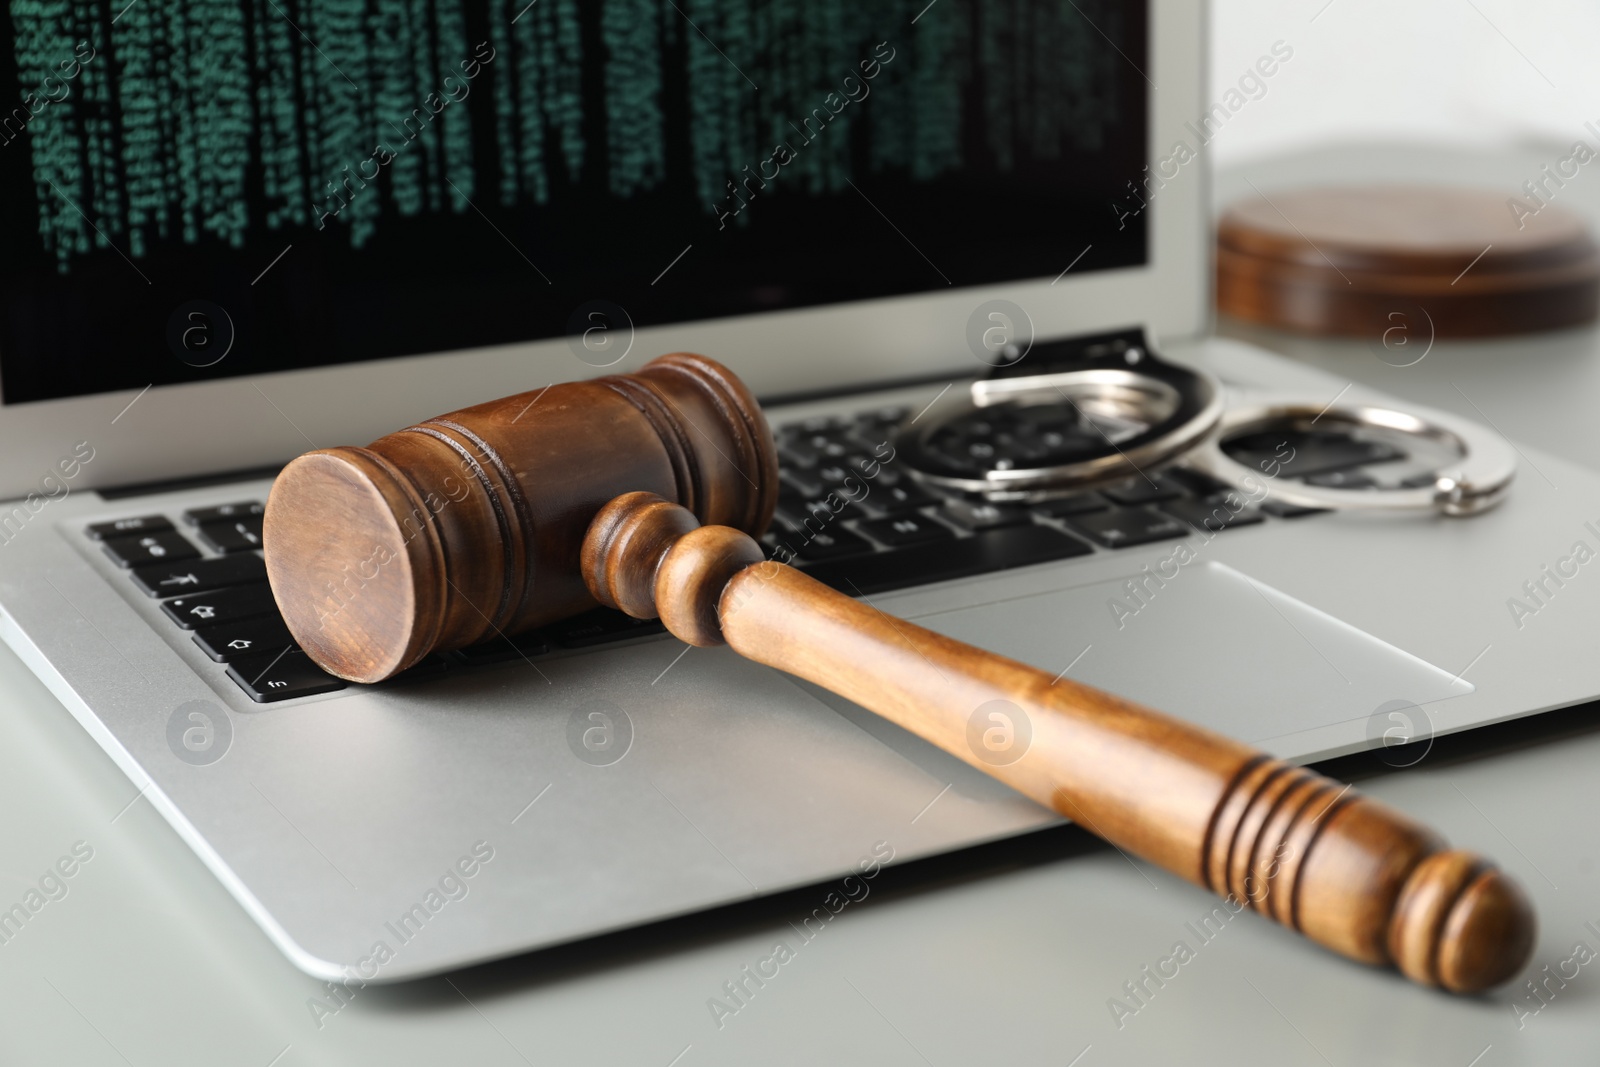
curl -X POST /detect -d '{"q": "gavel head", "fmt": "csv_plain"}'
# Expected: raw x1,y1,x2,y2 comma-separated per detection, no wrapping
262,353,778,683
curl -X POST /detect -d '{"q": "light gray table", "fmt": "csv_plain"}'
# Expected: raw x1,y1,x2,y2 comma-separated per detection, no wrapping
5,145,1600,1066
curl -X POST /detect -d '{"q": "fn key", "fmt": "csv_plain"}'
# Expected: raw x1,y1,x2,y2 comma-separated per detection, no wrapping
227,650,346,702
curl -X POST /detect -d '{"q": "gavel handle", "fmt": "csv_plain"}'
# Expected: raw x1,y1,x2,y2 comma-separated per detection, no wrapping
582,493,1535,993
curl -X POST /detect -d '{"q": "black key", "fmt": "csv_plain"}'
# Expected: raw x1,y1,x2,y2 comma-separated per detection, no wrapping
102,531,199,568
798,525,1093,596
858,463,904,487
183,501,264,526
454,631,551,666
778,495,863,527
959,439,1000,464
789,527,874,562
1102,473,1186,505
197,516,265,553
779,415,847,437
852,405,908,431
227,650,346,703
940,500,1032,531
1161,496,1267,534
844,452,894,479
844,426,901,453
788,467,875,506
779,431,853,470
845,424,902,449
776,480,808,509
1032,492,1110,518
812,441,853,467
131,554,267,597
1164,467,1234,497
1064,507,1190,548
1305,469,1377,490
859,481,940,517
775,512,841,546
781,468,826,497
161,584,280,629
779,438,822,469
814,461,856,487
1260,499,1326,518
545,608,664,648
1224,431,1403,479
88,515,172,541
193,618,296,662
856,514,956,548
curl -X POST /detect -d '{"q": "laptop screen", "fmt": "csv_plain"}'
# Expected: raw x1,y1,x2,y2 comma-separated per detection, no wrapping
0,0,1147,405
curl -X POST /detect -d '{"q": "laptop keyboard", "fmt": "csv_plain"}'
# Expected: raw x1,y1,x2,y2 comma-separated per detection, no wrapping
84,407,1403,704
761,412,1362,591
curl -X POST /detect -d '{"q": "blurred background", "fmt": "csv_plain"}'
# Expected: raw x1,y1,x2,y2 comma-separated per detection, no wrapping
1210,0,1594,166
1202,0,1600,472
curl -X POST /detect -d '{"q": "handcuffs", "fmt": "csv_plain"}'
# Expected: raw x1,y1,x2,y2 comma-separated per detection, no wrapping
898,329,1516,517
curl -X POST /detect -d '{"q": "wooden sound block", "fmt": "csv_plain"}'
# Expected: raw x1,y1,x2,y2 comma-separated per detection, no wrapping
1217,185,1600,338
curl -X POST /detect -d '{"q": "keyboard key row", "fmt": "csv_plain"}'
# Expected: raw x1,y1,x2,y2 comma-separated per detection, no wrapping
797,524,1094,595
1223,429,1403,479
194,617,296,662
1033,493,1110,517
197,515,265,553
162,584,280,629
87,514,172,541
1160,496,1266,534
226,649,346,702
131,554,268,597
940,499,1032,531
1101,472,1186,505
93,408,1389,704
102,530,198,568
87,499,339,703
184,501,265,525
771,474,1290,571
854,513,953,548
1064,507,1190,548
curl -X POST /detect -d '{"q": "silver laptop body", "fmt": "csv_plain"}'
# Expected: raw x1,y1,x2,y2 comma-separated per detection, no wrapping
1,0,1593,982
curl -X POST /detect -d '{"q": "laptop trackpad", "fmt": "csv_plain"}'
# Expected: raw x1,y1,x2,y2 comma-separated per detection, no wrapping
896,560,1471,752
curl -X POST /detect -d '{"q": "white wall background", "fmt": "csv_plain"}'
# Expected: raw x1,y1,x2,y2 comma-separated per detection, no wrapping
1209,0,1600,166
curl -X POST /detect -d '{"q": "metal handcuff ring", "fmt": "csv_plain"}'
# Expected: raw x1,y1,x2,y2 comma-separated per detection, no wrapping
896,353,1225,501
1185,393,1518,517
898,354,1516,516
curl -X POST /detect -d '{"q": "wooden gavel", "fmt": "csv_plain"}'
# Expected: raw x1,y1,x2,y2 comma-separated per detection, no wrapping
264,353,1535,993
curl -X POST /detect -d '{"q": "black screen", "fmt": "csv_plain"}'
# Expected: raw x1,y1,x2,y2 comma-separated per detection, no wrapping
0,0,1147,404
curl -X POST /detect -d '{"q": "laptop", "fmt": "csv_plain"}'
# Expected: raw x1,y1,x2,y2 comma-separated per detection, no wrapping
0,0,1592,983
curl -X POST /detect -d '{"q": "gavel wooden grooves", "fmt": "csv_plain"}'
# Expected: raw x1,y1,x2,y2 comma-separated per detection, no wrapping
264,353,1535,994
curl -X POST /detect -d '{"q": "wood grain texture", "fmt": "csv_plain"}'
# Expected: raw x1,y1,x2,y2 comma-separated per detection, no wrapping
582,492,1537,994
1217,185,1600,337
263,354,777,683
